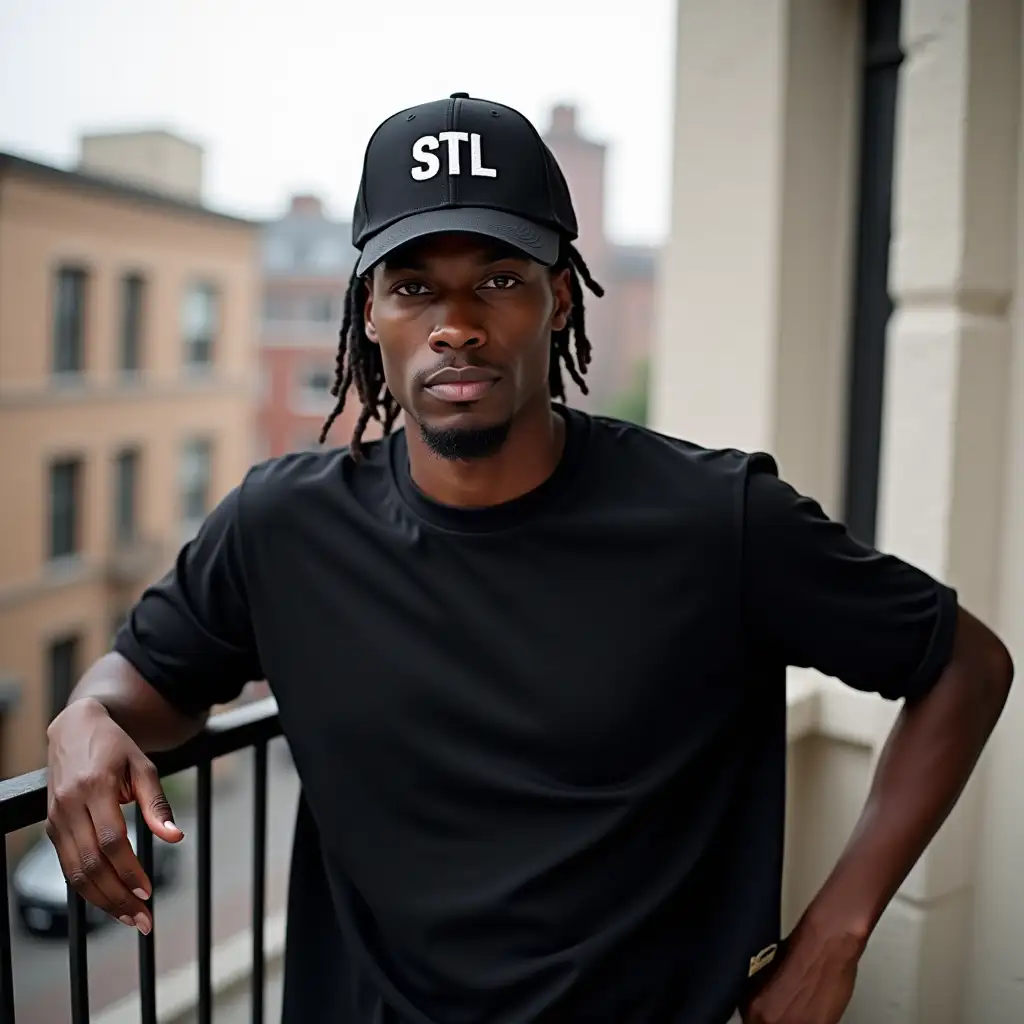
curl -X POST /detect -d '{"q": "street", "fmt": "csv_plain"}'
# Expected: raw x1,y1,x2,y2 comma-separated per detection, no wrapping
7,737,301,1023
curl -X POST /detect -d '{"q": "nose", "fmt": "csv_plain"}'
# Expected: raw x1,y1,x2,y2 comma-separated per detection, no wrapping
427,303,488,352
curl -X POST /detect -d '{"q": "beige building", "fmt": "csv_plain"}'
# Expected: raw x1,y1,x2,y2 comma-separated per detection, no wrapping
0,143,260,781
653,0,1023,1021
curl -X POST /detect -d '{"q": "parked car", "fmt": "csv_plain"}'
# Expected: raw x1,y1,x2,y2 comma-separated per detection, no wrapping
11,817,179,937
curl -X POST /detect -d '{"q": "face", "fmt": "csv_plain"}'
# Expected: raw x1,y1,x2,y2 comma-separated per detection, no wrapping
364,233,571,457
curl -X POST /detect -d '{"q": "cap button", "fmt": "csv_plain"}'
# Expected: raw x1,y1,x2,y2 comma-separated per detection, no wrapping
449,92,470,99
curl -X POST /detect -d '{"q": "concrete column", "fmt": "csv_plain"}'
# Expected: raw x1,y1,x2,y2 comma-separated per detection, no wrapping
651,0,861,513
863,1,1021,1021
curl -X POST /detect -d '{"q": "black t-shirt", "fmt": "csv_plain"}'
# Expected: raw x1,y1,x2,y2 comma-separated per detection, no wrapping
115,406,958,1024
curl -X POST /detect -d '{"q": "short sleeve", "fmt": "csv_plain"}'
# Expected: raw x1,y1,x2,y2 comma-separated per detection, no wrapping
114,481,263,716
742,458,958,702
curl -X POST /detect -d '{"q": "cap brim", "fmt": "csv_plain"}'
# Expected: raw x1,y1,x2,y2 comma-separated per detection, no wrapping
355,208,561,275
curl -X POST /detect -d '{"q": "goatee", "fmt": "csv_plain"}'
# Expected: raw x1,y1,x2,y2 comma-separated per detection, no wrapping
419,420,512,461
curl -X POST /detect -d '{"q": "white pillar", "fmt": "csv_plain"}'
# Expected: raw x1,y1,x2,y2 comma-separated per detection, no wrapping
651,0,861,513
863,1,1021,1021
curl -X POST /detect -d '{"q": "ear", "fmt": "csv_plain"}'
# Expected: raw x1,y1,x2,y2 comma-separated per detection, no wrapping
550,267,572,333
363,278,379,343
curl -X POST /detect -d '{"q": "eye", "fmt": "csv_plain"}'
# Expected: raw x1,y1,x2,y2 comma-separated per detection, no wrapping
481,274,520,290
394,281,431,297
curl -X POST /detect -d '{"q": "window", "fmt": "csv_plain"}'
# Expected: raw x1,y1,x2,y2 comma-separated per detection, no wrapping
53,266,87,376
263,294,292,323
182,282,219,369
306,296,336,323
119,274,145,374
293,363,333,413
180,438,213,529
49,457,82,560
48,634,81,721
114,448,140,545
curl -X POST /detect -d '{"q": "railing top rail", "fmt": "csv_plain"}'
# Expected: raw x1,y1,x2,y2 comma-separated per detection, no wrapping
0,697,282,836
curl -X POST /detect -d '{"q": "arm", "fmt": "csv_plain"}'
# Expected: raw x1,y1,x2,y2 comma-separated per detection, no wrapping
46,482,263,935
53,651,207,753
738,462,1014,1022
797,606,1012,946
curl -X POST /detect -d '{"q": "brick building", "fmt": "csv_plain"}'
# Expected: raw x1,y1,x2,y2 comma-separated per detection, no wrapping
256,194,365,456
541,104,659,416
0,137,260,779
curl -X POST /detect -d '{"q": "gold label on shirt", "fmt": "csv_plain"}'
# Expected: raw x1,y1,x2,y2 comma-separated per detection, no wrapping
748,943,778,977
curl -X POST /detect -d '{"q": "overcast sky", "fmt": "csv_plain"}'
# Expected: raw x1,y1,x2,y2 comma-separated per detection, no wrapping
0,0,676,244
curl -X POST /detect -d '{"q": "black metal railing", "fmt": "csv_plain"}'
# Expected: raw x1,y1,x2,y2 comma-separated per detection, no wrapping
0,696,282,1024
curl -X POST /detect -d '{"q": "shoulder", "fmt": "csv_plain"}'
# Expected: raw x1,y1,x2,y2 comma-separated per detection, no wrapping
585,412,780,498
237,437,391,527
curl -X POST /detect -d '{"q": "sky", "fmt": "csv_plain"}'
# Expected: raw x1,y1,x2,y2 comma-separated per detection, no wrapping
0,0,676,245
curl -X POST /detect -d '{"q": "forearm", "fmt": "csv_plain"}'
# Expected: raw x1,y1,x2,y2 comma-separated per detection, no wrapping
53,652,208,752
798,608,1014,944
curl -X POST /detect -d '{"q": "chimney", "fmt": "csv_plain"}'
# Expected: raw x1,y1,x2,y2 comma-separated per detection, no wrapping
542,104,607,249
548,104,580,138
78,130,204,203
289,194,325,217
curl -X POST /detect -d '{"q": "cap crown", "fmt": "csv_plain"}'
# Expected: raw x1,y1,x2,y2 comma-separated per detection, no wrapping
352,94,578,249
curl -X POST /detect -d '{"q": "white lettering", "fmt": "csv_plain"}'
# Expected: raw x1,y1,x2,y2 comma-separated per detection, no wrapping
470,133,497,178
437,131,469,174
411,136,441,181
411,133,498,179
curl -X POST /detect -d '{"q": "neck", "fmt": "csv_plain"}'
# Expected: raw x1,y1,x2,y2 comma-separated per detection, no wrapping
406,399,565,508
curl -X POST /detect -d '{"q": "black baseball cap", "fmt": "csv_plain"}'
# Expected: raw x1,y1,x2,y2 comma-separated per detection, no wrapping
352,93,579,275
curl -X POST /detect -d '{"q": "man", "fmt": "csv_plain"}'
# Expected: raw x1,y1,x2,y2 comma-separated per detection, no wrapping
46,93,1013,1024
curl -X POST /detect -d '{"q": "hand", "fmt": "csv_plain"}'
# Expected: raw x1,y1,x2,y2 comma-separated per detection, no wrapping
45,698,184,934
741,922,863,1024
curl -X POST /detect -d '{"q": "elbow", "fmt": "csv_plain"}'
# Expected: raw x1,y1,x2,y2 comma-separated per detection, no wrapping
946,607,1014,724
966,615,1014,721
987,635,1015,707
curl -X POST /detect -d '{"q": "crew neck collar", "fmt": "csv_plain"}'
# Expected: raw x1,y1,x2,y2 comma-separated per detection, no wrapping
388,404,589,534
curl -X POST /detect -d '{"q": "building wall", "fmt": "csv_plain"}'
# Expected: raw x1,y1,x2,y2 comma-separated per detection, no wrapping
0,167,259,779
542,107,658,416
656,0,1022,1020
258,345,368,455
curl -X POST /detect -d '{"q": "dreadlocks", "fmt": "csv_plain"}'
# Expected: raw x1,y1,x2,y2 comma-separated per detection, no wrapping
318,241,604,457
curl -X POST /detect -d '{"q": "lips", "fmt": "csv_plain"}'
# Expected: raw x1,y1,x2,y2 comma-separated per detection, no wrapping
423,365,500,403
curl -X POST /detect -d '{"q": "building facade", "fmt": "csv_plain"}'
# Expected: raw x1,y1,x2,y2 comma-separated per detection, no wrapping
653,1,1023,1021
541,105,659,417
0,149,260,780
257,194,367,457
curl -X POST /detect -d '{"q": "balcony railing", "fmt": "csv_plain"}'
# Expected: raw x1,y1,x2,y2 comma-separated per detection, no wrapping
0,696,282,1024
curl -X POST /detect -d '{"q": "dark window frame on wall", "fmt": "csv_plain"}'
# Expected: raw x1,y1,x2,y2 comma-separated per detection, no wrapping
113,446,141,546
119,272,146,375
182,280,220,370
180,436,214,529
48,455,83,561
842,0,903,546
52,264,88,377
47,632,82,722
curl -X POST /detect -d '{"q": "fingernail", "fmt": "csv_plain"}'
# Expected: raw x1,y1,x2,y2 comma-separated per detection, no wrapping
135,914,151,935
119,915,134,928
164,822,183,837
133,888,149,901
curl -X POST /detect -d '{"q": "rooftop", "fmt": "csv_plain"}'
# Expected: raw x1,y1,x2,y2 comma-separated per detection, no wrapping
0,151,257,228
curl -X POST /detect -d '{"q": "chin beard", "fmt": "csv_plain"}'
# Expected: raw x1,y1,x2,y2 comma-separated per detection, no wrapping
419,419,512,461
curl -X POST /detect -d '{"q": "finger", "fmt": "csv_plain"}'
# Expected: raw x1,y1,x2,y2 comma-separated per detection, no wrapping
64,806,152,931
131,757,184,843
89,794,153,902
47,813,143,931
